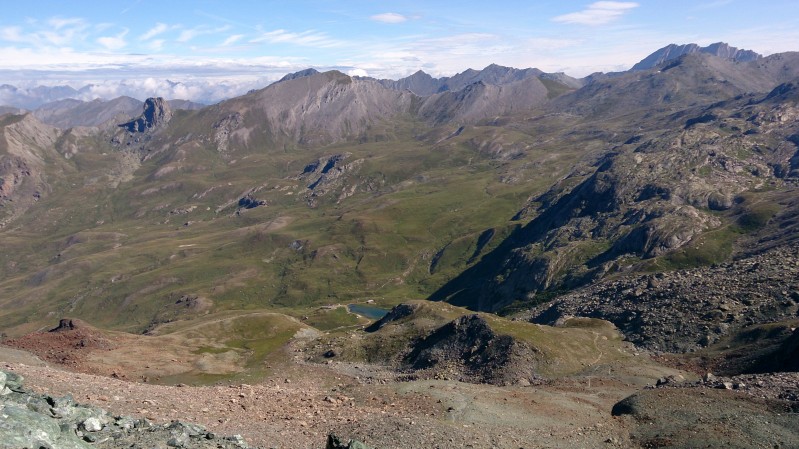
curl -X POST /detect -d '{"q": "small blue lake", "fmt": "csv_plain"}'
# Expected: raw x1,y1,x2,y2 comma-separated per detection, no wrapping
347,303,389,320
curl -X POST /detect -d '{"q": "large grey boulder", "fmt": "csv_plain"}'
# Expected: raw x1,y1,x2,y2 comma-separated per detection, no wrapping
0,370,259,449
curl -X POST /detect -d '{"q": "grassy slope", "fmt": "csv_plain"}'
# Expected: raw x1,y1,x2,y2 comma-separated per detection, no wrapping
311,300,633,378
0,108,586,335
3,77,792,336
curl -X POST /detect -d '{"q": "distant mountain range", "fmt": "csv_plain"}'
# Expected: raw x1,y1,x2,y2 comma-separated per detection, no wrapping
632,42,761,71
367,64,583,96
31,97,204,129
0,42,761,113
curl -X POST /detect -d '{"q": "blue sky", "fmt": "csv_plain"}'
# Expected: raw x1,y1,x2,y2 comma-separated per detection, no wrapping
1,0,797,102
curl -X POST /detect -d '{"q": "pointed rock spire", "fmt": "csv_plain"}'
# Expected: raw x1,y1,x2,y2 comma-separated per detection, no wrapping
119,97,172,132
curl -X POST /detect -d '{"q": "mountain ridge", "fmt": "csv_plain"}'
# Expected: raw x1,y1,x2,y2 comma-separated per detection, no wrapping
632,41,762,71
0,42,772,111
0,43,798,340
2,40,799,449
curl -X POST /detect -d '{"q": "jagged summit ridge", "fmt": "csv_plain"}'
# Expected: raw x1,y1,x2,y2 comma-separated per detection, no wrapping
371,63,574,96
632,42,761,71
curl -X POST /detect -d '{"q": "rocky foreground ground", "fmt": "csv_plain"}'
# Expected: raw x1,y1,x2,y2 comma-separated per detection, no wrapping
0,366,371,449
3,344,799,449
0,360,632,449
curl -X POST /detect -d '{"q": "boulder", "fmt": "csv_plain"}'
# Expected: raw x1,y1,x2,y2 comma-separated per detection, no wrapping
0,370,258,449
326,434,374,449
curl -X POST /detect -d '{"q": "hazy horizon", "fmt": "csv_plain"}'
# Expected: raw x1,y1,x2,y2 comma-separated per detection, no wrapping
1,0,797,104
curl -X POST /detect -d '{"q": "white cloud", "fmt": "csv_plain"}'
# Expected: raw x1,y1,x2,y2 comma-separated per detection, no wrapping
693,0,733,9
0,26,25,43
347,68,368,77
0,47,316,104
370,13,407,24
0,17,90,48
552,1,639,26
48,17,86,30
44,25,90,46
141,23,169,40
148,39,165,51
525,37,583,50
221,34,244,46
0,69,286,106
94,23,115,32
178,28,200,43
251,29,344,48
414,33,507,56
97,29,128,50
178,25,229,43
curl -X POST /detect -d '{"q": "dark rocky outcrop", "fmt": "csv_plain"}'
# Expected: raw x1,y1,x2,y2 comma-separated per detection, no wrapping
326,434,374,449
50,318,78,332
110,97,174,161
295,153,366,207
402,314,538,385
771,328,799,372
365,303,420,332
118,97,172,133
237,193,266,209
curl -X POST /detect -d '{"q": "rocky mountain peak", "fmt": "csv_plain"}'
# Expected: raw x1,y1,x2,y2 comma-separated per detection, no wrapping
118,97,172,133
278,68,321,83
632,42,762,71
